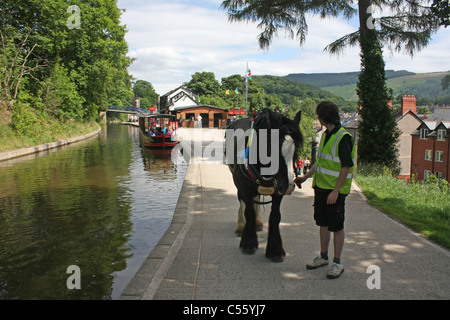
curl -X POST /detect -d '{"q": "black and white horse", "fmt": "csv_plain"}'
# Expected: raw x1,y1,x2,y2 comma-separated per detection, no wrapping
225,108,303,262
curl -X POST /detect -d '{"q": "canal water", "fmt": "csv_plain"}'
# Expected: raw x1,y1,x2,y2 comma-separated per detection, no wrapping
0,124,188,299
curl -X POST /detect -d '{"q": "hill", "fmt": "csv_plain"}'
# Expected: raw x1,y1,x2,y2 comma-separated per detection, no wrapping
285,70,414,88
251,75,357,111
286,71,450,102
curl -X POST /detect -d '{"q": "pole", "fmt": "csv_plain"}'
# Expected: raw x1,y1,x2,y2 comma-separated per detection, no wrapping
245,77,248,118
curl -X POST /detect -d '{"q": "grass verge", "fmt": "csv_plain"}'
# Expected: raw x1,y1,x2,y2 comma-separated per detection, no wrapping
355,165,450,249
0,109,99,152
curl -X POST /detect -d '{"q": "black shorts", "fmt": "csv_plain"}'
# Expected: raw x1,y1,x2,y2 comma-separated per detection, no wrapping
313,190,347,232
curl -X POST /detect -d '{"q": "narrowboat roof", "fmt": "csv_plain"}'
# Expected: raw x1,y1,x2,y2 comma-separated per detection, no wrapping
138,113,177,119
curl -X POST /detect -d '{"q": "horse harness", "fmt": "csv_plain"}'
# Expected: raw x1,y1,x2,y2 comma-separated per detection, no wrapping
242,119,299,204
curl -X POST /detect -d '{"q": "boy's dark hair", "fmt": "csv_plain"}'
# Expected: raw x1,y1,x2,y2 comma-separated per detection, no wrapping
316,101,340,125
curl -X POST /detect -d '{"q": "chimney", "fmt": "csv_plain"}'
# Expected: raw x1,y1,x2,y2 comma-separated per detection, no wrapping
401,95,417,114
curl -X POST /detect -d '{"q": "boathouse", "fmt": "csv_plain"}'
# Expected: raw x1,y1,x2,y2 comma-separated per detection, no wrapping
172,105,228,129
158,86,228,128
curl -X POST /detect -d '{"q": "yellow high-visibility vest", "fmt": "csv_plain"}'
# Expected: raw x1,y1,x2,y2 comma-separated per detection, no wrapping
312,127,355,194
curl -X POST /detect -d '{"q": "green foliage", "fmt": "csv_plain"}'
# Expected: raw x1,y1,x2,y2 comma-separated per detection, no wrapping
1,0,133,120
11,101,42,139
285,70,415,88
321,71,450,103
133,80,158,107
185,72,222,96
432,0,450,27
424,173,449,191
356,29,400,171
39,63,85,120
284,97,317,158
417,106,432,114
221,0,356,50
252,75,356,111
442,74,450,90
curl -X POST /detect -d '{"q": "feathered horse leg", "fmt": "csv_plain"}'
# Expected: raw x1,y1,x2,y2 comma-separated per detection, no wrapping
266,194,285,262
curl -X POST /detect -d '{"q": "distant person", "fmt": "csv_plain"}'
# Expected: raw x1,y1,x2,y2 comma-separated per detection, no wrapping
197,114,202,128
296,158,304,176
304,157,311,174
179,114,184,127
149,127,157,136
294,101,355,279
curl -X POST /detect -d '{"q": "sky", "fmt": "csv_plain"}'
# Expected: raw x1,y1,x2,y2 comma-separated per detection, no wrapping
117,0,450,95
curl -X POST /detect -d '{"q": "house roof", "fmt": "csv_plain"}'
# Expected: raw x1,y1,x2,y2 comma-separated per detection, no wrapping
161,85,194,98
426,107,450,122
423,121,438,130
411,120,450,136
170,104,228,112
396,109,423,123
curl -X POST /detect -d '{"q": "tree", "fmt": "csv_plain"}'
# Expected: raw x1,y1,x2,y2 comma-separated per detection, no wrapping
442,74,450,90
133,80,158,107
221,0,441,169
0,0,133,120
0,28,43,111
39,63,85,119
356,27,400,170
431,0,450,27
185,72,221,96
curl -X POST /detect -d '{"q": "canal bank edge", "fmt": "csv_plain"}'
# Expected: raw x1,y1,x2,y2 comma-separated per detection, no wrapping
0,126,101,162
119,162,201,300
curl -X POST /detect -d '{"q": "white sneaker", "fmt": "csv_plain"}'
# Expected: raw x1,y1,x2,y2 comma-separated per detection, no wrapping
306,256,329,270
327,262,344,279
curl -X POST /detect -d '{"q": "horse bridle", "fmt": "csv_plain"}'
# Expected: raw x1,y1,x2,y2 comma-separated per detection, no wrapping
242,119,299,201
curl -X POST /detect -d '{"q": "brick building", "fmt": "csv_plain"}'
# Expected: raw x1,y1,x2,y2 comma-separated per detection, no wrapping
173,105,228,129
411,120,450,181
396,95,422,179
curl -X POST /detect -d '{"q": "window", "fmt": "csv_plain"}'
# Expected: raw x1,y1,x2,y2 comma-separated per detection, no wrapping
425,149,433,161
435,150,443,162
435,172,443,180
420,128,428,139
437,129,446,141
424,170,432,182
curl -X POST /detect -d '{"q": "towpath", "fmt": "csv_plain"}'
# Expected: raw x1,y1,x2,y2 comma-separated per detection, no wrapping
119,128,450,301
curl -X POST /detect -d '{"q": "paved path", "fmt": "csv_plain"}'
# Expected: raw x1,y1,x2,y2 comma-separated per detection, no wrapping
119,129,450,300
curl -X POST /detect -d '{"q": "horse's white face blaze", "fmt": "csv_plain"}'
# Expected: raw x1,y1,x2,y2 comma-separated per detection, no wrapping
281,135,295,195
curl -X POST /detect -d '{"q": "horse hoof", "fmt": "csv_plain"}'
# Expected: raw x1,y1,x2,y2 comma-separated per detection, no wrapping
268,256,284,263
266,254,285,263
240,247,256,255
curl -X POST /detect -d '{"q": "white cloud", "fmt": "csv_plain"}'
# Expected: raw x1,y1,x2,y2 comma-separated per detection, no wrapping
118,0,450,95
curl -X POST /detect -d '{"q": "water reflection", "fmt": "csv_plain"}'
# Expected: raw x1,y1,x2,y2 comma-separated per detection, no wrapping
0,124,188,299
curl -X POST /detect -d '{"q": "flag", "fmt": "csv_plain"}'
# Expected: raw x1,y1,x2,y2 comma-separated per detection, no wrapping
235,87,238,94
246,63,252,80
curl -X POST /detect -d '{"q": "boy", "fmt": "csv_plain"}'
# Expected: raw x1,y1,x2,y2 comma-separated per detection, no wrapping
295,101,355,279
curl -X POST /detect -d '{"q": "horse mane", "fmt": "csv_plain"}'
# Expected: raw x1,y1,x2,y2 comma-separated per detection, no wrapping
254,108,283,130
253,108,303,149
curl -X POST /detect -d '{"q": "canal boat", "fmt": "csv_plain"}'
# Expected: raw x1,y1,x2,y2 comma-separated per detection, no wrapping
138,113,180,148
